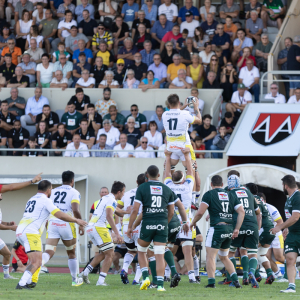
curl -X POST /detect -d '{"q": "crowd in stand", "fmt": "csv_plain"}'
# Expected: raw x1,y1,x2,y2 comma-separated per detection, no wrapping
0,0,299,158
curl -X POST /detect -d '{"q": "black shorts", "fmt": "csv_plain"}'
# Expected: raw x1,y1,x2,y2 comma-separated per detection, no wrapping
114,247,127,257
12,262,27,271
175,246,184,262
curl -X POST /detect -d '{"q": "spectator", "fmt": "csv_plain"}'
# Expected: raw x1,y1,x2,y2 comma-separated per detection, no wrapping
287,88,300,104
193,26,209,52
53,53,73,87
141,0,157,26
38,9,58,54
199,42,215,69
57,0,75,22
261,0,285,31
64,134,90,157
180,11,200,38
139,70,159,91
134,136,155,158
286,35,300,97
14,0,33,22
226,83,252,116
238,58,260,102
193,136,205,159
224,15,238,42
131,10,151,40
206,54,221,82
123,69,140,89
125,104,147,135
34,120,51,153
36,104,59,133
52,41,70,63
72,52,91,86
0,26,15,56
8,120,29,156
25,25,43,50
131,52,148,81
200,13,218,39
5,87,26,119
121,0,139,28
91,133,113,157
160,25,182,52
202,71,220,89
17,53,36,86
143,120,163,152
32,2,46,26
103,105,125,132
96,119,120,147
178,0,200,24
7,66,29,88
22,136,42,156
264,82,286,103
98,0,118,25
61,100,83,134
140,40,155,67
133,23,151,51
98,70,119,89
123,116,142,148
113,133,134,157
215,46,227,68
0,39,22,66
150,105,164,133
83,103,102,135
157,137,167,158
92,23,113,53
73,39,93,64
51,122,72,156
232,28,253,64
75,69,95,88
237,46,256,69
50,70,69,90
90,57,108,86
6,0,19,24
161,41,177,67
113,58,126,87
65,26,89,55
188,87,205,113
75,118,95,149
169,68,193,89
51,10,77,51
191,114,217,150
148,54,167,88
36,54,54,88
0,53,16,87
96,42,114,68
179,37,198,66
166,54,186,86
254,34,272,72
176,29,188,51
211,125,230,158
21,87,49,128
277,37,292,99
75,0,95,24
212,23,230,59
245,0,262,19
112,15,130,55
24,39,43,64
158,0,178,23
219,0,240,25
220,61,238,102
150,14,173,50
200,0,216,22
246,10,263,43
0,100,16,132
68,87,90,114
117,37,138,68
95,87,117,117
220,111,238,134
78,9,98,41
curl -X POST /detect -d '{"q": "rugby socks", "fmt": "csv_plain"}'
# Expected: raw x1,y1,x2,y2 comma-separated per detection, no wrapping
288,283,296,290
148,257,157,284
19,270,32,286
2,264,9,278
208,278,215,285
226,257,237,281
31,267,41,283
42,253,50,266
134,264,142,282
68,258,78,282
195,191,201,202
122,253,134,273
193,255,199,276
241,256,249,279
164,248,177,276
249,257,258,274
83,264,94,276
255,268,260,279
284,260,288,279
141,267,149,281
156,276,164,288
230,272,238,282
188,270,196,281
98,272,107,284
164,265,170,279
275,269,283,277
266,268,273,277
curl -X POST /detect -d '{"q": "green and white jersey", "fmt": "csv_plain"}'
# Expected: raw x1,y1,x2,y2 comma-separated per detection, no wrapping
263,0,283,20
201,188,242,227
284,190,300,234
230,188,259,231
254,195,274,230
135,180,175,221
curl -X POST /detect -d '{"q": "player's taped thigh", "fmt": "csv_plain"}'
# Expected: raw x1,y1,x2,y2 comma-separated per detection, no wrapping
229,246,237,253
45,244,57,252
218,249,229,256
257,247,269,263
99,242,114,252
65,243,76,251
182,241,194,247
137,243,148,252
167,243,174,248
247,248,258,255
171,165,176,171
125,241,137,252
154,245,165,254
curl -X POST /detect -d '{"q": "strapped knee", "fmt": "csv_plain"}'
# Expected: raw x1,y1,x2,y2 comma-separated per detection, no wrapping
257,247,269,263
154,245,165,255
65,244,76,251
45,245,57,252
167,243,174,248
218,249,229,257
247,249,258,255
229,246,237,253
171,165,176,171
99,242,114,252
137,243,148,253
182,241,194,247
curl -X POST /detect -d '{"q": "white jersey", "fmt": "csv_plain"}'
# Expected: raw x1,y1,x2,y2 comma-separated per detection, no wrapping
164,175,194,221
162,109,195,150
16,193,60,235
89,193,117,227
49,185,81,220
266,203,282,237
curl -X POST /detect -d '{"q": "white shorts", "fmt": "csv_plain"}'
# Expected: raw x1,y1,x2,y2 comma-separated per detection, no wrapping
177,227,193,241
16,232,42,253
86,225,112,247
122,224,140,247
47,220,76,241
0,238,6,251
270,233,284,249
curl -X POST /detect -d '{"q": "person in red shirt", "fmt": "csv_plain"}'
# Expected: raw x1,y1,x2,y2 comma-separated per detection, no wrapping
160,25,182,53
11,240,28,273
237,46,256,69
193,136,205,158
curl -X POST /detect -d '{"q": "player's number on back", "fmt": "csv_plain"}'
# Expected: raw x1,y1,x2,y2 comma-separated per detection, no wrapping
54,191,67,204
240,198,249,208
221,202,229,213
130,196,135,206
25,200,36,213
151,196,162,208
167,118,178,130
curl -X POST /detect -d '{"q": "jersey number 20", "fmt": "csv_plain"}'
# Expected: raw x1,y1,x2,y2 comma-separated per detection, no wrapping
151,196,162,207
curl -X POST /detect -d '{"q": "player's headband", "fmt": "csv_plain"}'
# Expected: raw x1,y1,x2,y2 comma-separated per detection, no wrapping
173,175,184,184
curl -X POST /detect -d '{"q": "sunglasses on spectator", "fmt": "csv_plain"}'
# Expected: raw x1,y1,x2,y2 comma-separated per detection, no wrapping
60,57,66,59
131,109,137,111
118,64,124,66
141,142,147,144
271,87,278,89
128,121,135,123
8,42,14,45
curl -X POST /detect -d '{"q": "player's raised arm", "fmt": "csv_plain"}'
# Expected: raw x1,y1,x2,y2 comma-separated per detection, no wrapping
192,98,202,125
164,150,173,179
53,210,87,227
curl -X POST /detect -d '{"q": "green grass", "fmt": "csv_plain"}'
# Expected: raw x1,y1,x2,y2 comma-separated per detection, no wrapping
0,273,298,300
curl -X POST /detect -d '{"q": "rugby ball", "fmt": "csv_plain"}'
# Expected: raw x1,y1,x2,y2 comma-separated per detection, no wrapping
187,96,196,108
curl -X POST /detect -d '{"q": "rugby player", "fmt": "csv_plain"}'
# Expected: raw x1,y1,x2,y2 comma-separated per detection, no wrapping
271,175,300,293
82,181,125,286
15,180,87,290
41,171,84,287
191,175,245,288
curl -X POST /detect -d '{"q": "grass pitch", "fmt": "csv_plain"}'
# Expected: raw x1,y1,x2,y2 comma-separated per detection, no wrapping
0,273,297,300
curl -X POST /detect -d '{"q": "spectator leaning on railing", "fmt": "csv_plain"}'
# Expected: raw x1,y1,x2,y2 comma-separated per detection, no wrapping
134,136,155,158
113,133,134,158
211,125,230,159
264,82,286,103
91,133,113,157
64,133,90,157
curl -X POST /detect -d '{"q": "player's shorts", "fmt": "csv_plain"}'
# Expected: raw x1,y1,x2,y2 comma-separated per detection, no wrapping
86,225,113,247
12,262,27,271
0,238,6,251
16,232,42,253
47,220,76,241
175,246,184,262
205,224,233,249
259,227,276,246
122,224,140,248
169,144,195,162
168,218,181,243
114,246,127,257
139,219,168,244
270,233,284,249
284,232,300,254
231,227,259,250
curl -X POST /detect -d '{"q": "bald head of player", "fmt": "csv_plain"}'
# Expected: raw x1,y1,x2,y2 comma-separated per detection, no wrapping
227,170,240,178
167,94,180,109
62,171,75,187
245,182,258,195
145,165,160,180
211,175,223,188
38,180,52,198
137,173,146,186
